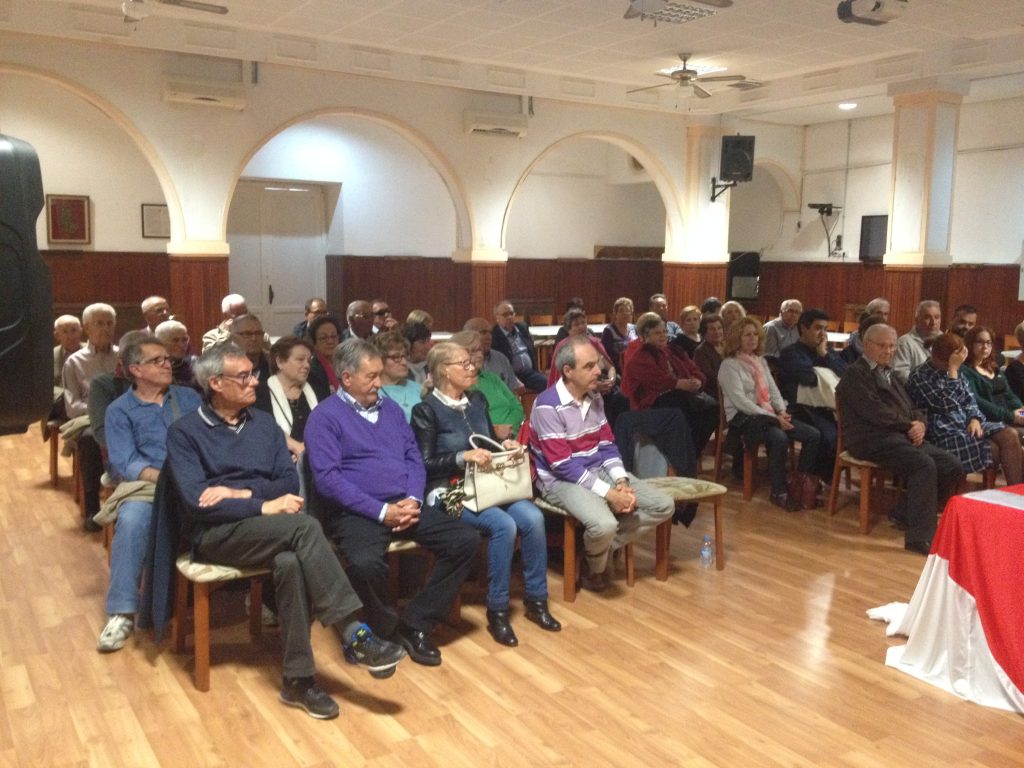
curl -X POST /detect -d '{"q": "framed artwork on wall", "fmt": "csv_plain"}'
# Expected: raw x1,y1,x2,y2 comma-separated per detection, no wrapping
46,194,91,244
141,203,171,239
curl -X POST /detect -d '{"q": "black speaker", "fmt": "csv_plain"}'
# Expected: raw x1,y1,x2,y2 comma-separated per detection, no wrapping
859,214,888,262
727,251,760,300
720,135,755,183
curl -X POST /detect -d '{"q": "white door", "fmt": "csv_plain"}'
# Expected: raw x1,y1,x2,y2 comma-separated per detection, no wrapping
227,181,328,337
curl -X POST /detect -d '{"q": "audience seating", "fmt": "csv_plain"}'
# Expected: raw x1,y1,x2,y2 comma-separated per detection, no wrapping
45,419,62,487
828,400,892,534
713,390,756,500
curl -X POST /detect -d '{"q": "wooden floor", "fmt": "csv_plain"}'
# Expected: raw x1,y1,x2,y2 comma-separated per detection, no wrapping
0,431,1020,768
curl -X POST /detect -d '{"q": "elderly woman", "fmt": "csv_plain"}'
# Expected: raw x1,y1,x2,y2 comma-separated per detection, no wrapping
961,325,1024,434
154,319,196,389
906,332,1022,485
622,312,717,456
307,314,343,400
254,336,319,463
372,330,421,421
693,313,725,398
719,300,747,335
601,297,637,371
672,305,702,357
719,317,822,511
448,330,525,441
411,342,560,647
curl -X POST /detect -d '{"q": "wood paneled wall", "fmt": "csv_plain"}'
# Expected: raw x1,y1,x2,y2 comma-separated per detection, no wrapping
662,263,729,312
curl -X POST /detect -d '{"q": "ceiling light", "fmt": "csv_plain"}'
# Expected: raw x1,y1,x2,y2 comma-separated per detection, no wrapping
838,102,858,110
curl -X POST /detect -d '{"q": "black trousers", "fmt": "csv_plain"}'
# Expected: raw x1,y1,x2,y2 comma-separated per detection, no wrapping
332,505,479,637
652,390,718,455
614,408,697,478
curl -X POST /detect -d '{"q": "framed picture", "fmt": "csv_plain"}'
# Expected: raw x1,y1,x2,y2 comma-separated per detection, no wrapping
46,194,91,244
141,203,171,239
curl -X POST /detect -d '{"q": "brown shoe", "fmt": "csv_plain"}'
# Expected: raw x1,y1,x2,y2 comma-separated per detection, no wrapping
579,566,609,592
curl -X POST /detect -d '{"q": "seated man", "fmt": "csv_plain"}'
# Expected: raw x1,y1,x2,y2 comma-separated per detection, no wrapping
305,339,478,667
762,299,802,359
167,342,405,720
893,300,941,383
491,301,547,393
293,297,328,339
97,334,201,653
777,308,848,484
230,313,273,410
464,317,522,392
836,324,963,555
51,314,83,419
139,296,170,334
529,336,674,591
371,299,399,334
341,300,375,341
845,297,889,359
949,303,978,338
202,293,247,352
649,293,681,340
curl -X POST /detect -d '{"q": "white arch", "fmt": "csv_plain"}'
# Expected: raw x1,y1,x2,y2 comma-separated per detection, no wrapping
230,108,473,252
500,131,683,256
0,63,184,245
753,159,800,212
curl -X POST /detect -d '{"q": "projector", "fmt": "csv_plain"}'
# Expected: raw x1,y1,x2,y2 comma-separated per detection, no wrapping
808,203,840,216
837,0,907,26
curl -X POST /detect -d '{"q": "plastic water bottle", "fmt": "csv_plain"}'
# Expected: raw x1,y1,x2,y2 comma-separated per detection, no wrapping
699,535,714,569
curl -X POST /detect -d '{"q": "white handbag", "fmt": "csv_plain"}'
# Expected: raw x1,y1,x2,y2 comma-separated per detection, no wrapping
462,433,533,512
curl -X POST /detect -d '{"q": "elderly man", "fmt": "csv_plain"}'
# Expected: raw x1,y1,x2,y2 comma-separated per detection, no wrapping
836,324,963,555
167,342,405,719
530,336,673,591
777,309,848,484
371,299,399,334
64,303,118,419
154,319,196,388
229,314,273,410
464,317,522,392
491,301,547,393
139,296,170,334
341,300,375,341
893,300,942,383
763,299,803,358
51,314,84,419
649,293,681,340
292,297,328,339
305,339,478,667
97,335,201,653
845,297,890,359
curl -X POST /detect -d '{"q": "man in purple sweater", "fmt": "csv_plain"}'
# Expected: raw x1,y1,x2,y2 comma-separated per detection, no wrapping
305,339,479,667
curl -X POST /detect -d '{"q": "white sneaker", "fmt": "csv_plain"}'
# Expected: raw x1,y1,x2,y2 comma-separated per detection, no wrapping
97,614,134,653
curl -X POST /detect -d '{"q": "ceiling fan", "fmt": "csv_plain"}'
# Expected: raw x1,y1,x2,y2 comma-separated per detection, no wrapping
122,0,228,23
627,54,746,98
624,0,733,23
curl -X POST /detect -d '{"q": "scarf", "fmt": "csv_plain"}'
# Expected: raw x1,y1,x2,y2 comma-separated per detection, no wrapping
267,375,319,436
737,352,771,409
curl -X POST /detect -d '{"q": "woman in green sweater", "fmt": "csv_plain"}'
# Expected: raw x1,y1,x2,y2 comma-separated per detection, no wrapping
448,330,524,441
961,325,1024,436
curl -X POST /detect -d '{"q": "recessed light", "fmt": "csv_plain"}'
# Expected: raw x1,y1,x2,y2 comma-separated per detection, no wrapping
838,102,858,111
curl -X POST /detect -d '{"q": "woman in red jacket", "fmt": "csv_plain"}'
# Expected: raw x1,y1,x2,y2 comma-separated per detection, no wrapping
622,312,718,456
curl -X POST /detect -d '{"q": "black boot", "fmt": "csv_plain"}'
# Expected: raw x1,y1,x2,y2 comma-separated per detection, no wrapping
486,609,519,647
524,599,562,632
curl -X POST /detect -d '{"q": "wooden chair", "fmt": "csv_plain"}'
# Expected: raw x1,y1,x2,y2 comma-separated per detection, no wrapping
828,399,891,534
586,313,607,324
642,477,728,571
45,419,62,487
713,389,756,500
172,554,271,692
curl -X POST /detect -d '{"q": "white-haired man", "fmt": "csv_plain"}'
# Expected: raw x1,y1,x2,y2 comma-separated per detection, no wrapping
763,299,803,358
893,300,941,383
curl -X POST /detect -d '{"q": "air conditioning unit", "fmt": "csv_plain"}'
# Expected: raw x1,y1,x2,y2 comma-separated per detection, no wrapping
162,77,247,111
463,110,528,138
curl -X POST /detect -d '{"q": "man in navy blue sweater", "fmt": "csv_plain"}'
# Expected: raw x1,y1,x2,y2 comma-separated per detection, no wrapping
167,342,405,720
306,339,479,668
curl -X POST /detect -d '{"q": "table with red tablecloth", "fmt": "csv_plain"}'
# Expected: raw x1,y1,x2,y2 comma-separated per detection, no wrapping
871,486,1024,712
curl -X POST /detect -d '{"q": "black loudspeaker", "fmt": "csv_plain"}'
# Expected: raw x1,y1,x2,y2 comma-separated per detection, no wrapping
720,135,755,183
859,214,888,262
727,251,760,300
0,134,52,434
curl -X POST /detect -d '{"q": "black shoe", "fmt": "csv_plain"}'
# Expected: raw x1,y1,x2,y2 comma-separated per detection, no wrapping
486,609,519,647
770,492,798,512
523,599,562,632
579,566,609,593
343,623,405,677
904,539,932,556
279,677,339,720
394,624,442,667
888,510,909,531
84,515,102,533
672,502,697,527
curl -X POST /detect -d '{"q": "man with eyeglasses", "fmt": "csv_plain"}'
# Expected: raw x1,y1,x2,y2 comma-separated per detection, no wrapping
305,339,479,667
371,299,399,334
230,314,273,410
97,335,201,653
342,300,375,341
490,300,547,393
292,297,328,340
167,342,406,719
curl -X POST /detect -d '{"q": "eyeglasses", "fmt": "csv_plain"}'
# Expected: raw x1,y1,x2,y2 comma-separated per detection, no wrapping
234,330,264,338
446,359,475,370
385,352,408,361
374,308,391,317
974,339,993,346
139,355,172,367
219,369,261,385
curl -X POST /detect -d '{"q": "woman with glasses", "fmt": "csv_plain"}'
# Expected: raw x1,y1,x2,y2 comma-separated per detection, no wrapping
256,336,319,463
307,314,343,400
961,325,1024,436
411,342,560,647
373,330,421,421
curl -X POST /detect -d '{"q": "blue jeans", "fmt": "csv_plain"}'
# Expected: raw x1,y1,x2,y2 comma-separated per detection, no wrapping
458,499,548,610
105,500,152,615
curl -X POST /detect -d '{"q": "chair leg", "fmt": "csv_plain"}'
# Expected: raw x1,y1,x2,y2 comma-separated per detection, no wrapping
859,466,873,535
248,579,263,639
714,498,724,570
742,451,755,501
194,583,211,692
563,517,577,603
655,518,671,581
172,571,189,653
624,544,635,587
713,431,723,483
48,426,59,487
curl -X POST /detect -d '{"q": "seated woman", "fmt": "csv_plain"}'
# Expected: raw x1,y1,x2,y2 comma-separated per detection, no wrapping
154,319,197,389
553,297,586,344
671,305,702,357
718,317,822,511
1003,321,1024,403
255,336,319,464
719,300,747,336
372,330,421,421
621,312,717,456
906,332,1022,485
961,325,1024,436
548,308,627,427
693,313,725,398
448,330,524,441
601,296,637,372
411,342,560,647
307,314,343,400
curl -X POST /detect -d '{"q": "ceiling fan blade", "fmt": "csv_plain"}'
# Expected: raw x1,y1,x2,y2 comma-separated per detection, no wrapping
157,0,229,14
697,75,746,83
627,82,675,94
692,83,712,99
690,0,733,7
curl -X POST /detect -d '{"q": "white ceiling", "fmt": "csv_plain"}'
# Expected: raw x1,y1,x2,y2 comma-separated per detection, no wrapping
5,0,1024,124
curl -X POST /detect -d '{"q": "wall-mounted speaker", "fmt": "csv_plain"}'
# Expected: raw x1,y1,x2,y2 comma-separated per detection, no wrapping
720,135,755,183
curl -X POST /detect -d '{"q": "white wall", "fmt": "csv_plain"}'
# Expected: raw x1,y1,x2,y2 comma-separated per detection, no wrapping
0,73,166,252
